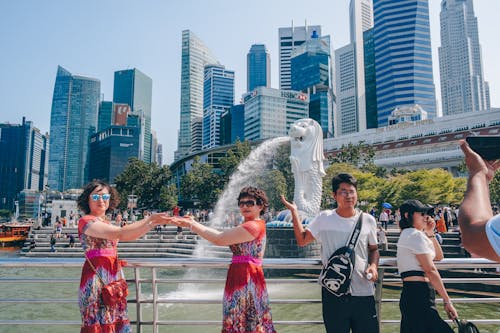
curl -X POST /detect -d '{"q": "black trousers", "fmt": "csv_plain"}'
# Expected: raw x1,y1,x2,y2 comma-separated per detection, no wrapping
399,281,453,333
322,288,379,333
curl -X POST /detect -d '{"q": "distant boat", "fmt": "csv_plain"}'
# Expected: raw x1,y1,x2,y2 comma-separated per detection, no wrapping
0,222,32,247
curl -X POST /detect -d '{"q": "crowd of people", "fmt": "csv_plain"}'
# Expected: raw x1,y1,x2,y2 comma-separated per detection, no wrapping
73,138,498,333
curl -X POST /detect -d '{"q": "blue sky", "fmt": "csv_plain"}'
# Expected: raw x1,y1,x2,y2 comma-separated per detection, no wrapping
1,0,499,164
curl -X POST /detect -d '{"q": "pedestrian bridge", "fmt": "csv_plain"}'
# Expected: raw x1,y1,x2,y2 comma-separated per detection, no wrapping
0,258,498,332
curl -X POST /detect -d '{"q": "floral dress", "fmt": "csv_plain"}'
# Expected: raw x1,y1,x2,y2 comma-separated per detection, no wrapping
222,219,276,333
78,215,131,333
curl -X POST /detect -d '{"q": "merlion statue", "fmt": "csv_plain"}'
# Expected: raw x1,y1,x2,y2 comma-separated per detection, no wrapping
288,118,326,218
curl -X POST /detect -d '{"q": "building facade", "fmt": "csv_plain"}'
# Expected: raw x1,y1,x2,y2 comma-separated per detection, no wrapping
0,118,48,211
247,44,271,92
438,0,490,116
373,0,436,126
113,68,153,163
175,30,219,161
243,87,309,141
291,32,334,137
48,66,100,192
279,24,321,90
98,101,113,132
202,65,235,150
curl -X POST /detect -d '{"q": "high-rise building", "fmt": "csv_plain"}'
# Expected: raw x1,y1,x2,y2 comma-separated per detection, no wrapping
88,124,140,183
175,30,219,160
202,65,235,150
113,68,153,163
247,44,271,92
291,32,334,137
243,87,309,141
48,66,100,191
0,118,48,211
363,28,378,129
439,0,490,115
220,104,245,146
279,24,321,90
335,0,374,136
373,0,436,126
156,143,163,166
98,101,113,132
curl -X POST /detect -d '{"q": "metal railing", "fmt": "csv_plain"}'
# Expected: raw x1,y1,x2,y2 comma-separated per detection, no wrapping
0,257,499,332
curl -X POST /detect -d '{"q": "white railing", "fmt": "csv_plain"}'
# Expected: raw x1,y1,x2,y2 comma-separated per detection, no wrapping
0,257,498,332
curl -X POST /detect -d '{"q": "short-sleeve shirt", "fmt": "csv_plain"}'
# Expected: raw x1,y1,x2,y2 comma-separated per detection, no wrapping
485,214,500,257
396,228,435,273
307,210,378,296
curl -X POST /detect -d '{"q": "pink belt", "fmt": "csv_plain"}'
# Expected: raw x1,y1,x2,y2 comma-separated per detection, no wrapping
86,248,116,259
231,255,262,266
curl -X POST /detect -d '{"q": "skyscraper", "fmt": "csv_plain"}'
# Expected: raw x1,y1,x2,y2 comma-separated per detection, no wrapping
247,44,271,92
48,66,100,191
279,24,321,90
113,68,153,163
291,32,334,137
0,118,48,210
175,30,219,160
374,0,436,126
439,0,490,115
335,0,374,136
202,64,235,150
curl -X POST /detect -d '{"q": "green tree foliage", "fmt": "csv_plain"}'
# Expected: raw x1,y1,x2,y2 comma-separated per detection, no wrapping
272,143,294,200
489,172,500,205
180,157,222,209
219,140,252,183
255,169,287,211
328,141,375,167
114,158,177,211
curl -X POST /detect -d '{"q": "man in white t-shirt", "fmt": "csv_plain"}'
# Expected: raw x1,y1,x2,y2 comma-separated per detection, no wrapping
281,173,380,333
379,209,389,230
458,140,500,261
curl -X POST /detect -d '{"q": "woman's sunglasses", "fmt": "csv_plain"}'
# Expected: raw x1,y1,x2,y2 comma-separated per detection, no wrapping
238,200,256,208
91,193,111,201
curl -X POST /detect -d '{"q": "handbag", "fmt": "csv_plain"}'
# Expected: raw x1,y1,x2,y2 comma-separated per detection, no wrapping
454,318,480,333
318,212,364,296
85,252,129,307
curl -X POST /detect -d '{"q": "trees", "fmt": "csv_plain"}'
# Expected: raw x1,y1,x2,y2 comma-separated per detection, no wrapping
114,158,177,211
180,157,222,209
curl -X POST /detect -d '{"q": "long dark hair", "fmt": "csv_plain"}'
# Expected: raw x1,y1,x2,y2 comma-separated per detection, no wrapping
77,180,120,215
237,186,269,216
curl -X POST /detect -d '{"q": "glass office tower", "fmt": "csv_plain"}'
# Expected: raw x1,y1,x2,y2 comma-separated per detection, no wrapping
113,68,152,163
48,66,100,191
175,30,219,160
374,0,436,126
247,44,270,92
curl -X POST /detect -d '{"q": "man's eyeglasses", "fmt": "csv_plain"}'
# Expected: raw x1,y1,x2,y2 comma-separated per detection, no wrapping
238,200,256,208
338,190,356,197
91,193,111,201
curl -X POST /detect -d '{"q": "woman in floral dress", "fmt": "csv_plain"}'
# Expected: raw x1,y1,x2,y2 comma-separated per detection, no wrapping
170,186,276,333
77,180,169,333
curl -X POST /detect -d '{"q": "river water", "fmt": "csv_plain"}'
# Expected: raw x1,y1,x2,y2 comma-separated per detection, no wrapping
0,248,498,333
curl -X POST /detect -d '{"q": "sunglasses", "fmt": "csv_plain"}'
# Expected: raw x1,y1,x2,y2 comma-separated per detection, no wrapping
238,200,256,208
91,193,111,201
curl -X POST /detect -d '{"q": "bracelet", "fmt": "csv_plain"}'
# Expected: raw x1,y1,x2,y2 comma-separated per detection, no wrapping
427,234,435,238
444,300,452,305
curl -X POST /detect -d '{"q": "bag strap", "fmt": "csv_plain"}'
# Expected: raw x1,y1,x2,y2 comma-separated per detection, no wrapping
84,250,123,286
346,212,364,250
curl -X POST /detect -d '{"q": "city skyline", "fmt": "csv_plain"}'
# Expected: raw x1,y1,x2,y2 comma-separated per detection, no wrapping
1,0,499,165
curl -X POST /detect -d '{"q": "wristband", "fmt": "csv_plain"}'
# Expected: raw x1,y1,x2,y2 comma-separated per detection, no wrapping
443,300,452,305
427,234,435,238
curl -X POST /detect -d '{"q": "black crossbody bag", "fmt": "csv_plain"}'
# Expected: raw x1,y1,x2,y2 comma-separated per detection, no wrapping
318,212,364,296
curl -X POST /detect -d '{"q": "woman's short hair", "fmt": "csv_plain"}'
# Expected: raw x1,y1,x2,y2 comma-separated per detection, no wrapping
77,180,120,215
331,173,358,193
237,186,269,216
398,199,431,230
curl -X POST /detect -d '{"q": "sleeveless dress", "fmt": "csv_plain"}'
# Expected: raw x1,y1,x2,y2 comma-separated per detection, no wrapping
78,215,131,333
222,219,276,333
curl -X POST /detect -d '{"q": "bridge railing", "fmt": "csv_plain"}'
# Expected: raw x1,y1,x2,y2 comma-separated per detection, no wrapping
0,257,498,332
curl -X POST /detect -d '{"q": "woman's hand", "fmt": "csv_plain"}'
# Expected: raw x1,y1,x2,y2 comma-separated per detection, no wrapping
444,302,458,320
424,216,436,235
460,140,500,182
280,195,297,212
169,216,193,228
145,213,171,227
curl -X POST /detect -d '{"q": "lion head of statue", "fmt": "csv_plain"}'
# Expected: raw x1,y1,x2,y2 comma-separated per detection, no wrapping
289,118,326,176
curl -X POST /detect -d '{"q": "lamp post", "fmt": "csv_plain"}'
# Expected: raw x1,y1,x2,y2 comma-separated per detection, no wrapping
43,185,49,226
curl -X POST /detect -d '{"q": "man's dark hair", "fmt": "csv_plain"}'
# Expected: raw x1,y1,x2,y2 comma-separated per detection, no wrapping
237,186,269,216
77,180,120,215
331,173,358,193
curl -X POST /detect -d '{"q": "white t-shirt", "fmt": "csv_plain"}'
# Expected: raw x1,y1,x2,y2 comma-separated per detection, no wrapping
307,209,378,296
485,214,500,257
396,228,435,273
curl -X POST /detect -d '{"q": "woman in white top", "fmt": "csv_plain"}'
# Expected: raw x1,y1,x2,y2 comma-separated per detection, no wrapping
396,199,458,333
